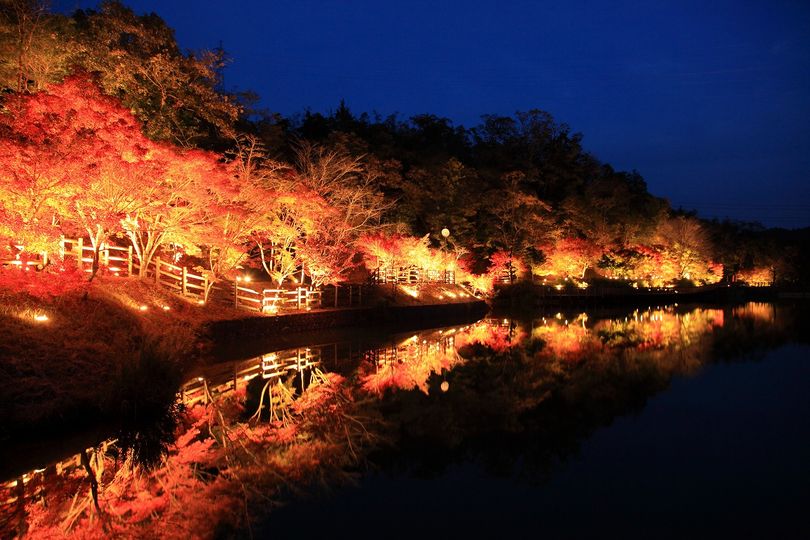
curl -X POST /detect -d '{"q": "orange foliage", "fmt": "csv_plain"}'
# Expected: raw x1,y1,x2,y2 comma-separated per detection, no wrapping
358,232,467,284
454,320,526,352
361,338,462,395
535,237,602,280
487,249,524,284
532,317,594,360
601,244,722,286
0,73,235,281
735,266,774,286
0,262,87,297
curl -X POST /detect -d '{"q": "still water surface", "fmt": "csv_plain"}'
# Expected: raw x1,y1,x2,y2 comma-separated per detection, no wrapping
262,302,809,539
3,302,808,538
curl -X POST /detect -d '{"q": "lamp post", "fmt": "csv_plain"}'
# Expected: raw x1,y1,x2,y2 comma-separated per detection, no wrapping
440,227,453,284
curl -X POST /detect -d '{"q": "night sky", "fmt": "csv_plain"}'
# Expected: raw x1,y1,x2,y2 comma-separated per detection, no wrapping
57,1,810,229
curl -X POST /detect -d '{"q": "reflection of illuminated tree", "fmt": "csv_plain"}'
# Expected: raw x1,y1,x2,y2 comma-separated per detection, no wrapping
733,302,774,323
361,336,463,395
594,307,723,350
368,305,756,481
454,319,526,352
532,315,593,360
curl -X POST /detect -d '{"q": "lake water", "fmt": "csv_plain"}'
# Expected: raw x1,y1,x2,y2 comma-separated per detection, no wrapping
3,301,809,538
258,302,810,539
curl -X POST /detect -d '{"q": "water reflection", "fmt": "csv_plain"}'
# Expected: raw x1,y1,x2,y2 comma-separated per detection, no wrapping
361,331,461,395
112,346,184,470
2,302,807,538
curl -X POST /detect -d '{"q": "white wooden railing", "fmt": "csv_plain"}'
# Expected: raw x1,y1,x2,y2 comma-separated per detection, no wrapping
230,283,323,313
5,238,373,313
372,266,455,285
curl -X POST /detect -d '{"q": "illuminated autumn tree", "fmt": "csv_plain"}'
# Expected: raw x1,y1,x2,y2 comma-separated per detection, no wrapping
0,73,234,278
120,144,235,278
655,216,716,281
487,171,552,270
488,248,525,284
625,245,678,285
536,237,603,281
598,246,673,284
292,142,389,286
203,136,285,278
0,74,95,255
254,185,325,287
28,75,157,275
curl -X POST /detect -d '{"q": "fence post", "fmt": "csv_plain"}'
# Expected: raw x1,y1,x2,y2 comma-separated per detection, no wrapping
334,285,339,308
76,238,83,271
203,275,209,302
154,256,161,286
349,286,353,306
358,285,362,306
234,280,239,309
296,287,302,310
182,267,188,295
127,246,133,276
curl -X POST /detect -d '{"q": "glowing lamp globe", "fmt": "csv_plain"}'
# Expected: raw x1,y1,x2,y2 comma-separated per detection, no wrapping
441,228,450,238
440,381,450,392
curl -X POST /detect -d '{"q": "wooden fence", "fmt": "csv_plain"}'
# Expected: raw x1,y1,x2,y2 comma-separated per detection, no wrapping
59,238,134,276
145,257,210,301
6,237,375,313
180,345,325,406
372,266,455,285
229,282,365,313
58,239,212,302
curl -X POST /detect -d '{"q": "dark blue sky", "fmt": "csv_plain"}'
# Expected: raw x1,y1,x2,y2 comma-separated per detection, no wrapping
58,1,810,228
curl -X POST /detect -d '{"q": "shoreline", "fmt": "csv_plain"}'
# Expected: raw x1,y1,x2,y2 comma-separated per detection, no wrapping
492,282,788,308
206,300,489,361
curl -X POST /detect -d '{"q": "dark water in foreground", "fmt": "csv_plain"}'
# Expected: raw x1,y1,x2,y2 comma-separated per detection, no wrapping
260,303,810,539
3,302,809,538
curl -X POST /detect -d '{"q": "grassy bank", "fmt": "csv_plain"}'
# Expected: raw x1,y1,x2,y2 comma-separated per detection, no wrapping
0,275,247,436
